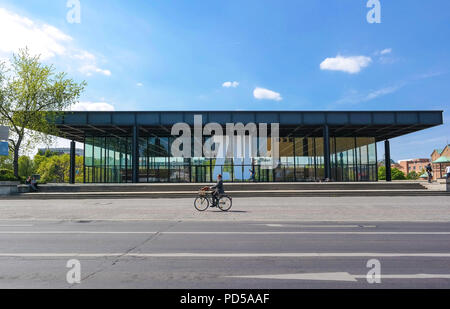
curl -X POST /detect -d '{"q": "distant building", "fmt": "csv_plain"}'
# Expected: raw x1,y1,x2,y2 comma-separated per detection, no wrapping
396,158,430,176
431,145,450,180
38,147,83,157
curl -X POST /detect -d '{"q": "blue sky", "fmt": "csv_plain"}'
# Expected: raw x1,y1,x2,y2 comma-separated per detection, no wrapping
0,0,449,160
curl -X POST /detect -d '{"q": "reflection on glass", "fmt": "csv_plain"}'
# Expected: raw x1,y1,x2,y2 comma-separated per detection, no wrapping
83,134,378,183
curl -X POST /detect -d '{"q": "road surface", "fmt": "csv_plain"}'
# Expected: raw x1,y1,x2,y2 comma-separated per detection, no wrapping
0,218,449,288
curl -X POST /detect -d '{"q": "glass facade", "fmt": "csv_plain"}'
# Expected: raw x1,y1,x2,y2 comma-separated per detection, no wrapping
83,134,377,183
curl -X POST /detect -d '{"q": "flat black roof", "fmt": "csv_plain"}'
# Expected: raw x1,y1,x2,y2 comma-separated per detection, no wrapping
52,110,444,143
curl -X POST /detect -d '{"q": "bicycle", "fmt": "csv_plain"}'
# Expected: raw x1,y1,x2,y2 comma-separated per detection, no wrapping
194,187,232,212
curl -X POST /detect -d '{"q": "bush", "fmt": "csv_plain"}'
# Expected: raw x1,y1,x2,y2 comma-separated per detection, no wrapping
377,166,406,180
0,169,19,181
407,171,420,180
378,166,386,180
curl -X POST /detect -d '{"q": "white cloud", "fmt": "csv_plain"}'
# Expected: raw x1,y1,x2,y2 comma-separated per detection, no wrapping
222,81,239,88
0,8,111,77
79,64,111,77
73,50,96,61
380,48,392,55
253,87,282,101
0,8,71,60
320,55,372,74
137,82,144,87
71,101,115,111
336,84,405,105
364,85,402,101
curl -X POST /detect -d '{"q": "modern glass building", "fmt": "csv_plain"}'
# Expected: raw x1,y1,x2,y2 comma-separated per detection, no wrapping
50,111,443,183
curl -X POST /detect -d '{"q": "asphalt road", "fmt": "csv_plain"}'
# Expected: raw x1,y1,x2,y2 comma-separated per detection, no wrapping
0,219,449,288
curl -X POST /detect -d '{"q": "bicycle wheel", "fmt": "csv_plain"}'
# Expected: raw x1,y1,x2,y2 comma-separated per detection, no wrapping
218,196,232,212
194,197,209,211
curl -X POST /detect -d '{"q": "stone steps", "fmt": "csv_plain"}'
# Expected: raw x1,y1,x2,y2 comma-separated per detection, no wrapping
18,182,427,193
6,189,449,200
7,181,445,200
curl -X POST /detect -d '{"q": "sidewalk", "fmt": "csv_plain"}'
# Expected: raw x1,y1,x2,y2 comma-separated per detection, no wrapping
0,196,449,222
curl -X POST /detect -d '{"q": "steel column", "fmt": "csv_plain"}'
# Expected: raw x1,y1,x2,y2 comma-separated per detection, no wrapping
323,125,331,180
132,126,139,183
385,140,392,182
69,140,76,184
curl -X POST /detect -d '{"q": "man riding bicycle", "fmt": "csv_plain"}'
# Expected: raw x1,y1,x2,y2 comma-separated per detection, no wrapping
210,174,224,207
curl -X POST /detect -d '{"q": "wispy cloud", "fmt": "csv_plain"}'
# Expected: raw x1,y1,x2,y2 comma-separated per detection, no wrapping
71,101,115,111
0,8,71,60
0,7,111,77
335,83,405,105
253,87,282,101
334,70,444,106
320,55,372,74
364,84,404,101
380,48,392,55
78,65,111,77
222,81,239,88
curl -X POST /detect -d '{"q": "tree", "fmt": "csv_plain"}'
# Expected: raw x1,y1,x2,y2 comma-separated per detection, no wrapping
0,152,13,171
37,154,71,183
391,168,406,180
35,153,84,183
18,155,34,178
378,166,386,180
0,48,86,178
378,166,407,180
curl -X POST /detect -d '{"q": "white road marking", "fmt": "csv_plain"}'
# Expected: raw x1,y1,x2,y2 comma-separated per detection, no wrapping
229,272,358,282
0,225,33,227
1,253,450,258
0,219,449,223
0,231,449,235
228,272,450,281
259,224,377,228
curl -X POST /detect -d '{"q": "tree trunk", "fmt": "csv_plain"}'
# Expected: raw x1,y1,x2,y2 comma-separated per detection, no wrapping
13,147,19,179
13,138,22,179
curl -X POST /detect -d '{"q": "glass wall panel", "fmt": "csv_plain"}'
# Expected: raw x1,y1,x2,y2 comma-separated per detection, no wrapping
83,131,377,183
333,137,357,182
315,138,324,181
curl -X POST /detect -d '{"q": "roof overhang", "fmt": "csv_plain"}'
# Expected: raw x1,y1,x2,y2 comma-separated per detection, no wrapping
49,110,444,143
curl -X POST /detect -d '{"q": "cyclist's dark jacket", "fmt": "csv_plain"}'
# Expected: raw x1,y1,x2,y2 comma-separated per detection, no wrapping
211,179,225,194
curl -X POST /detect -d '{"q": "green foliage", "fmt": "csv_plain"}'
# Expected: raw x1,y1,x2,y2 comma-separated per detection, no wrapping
37,154,70,183
0,168,18,181
378,166,386,180
2,150,84,183
37,149,60,157
0,48,86,178
35,154,84,183
406,171,420,180
0,152,13,170
377,166,407,180
18,155,34,178
391,168,406,180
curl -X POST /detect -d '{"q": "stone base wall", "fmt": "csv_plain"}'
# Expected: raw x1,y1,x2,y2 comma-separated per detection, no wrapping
0,182,20,195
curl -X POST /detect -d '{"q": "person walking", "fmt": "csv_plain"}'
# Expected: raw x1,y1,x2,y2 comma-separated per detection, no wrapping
425,163,433,183
249,168,256,182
